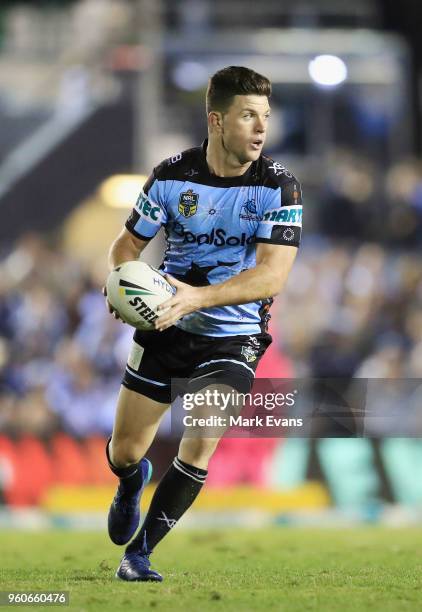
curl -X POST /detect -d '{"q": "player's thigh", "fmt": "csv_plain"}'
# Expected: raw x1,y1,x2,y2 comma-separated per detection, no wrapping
111,385,169,465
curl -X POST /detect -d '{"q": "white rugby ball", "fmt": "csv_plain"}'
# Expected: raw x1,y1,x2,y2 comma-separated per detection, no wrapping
106,261,174,330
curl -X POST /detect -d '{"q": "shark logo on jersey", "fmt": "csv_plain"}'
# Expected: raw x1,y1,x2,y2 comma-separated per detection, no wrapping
239,199,260,222
178,189,199,218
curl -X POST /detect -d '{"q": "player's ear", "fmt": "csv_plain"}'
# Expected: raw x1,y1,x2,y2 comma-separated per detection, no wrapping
208,111,223,133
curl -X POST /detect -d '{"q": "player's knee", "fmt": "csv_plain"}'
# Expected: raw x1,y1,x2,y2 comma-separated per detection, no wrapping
178,437,219,469
110,437,144,467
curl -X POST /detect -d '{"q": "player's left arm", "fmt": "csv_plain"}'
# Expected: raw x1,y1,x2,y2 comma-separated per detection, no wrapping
155,243,297,331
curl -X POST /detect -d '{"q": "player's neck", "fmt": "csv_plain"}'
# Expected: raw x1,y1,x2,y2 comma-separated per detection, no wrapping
206,137,252,178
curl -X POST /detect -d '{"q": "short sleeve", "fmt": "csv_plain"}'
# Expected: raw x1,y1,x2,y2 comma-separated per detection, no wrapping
256,179,303,247
125,171,168,241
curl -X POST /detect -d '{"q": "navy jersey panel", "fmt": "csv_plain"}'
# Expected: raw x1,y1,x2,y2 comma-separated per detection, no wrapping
125,141,302,337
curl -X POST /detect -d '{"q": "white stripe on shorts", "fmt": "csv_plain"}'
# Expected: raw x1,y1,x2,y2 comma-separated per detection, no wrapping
189,369,226,382
125,366,169,387
195,358,255,377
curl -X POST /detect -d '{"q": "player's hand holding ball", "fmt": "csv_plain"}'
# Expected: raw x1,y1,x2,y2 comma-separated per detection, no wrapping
155,275,205,331
102,285,123,322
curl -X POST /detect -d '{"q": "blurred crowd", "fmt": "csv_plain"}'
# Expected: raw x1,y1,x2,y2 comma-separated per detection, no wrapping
0,234,130,438
313,152,422,247
280,241,422,380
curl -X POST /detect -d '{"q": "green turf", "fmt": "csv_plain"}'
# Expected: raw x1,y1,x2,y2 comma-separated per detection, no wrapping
1,527,422,611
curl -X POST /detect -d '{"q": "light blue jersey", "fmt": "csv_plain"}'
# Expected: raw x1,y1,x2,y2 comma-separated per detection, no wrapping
126,141,302,337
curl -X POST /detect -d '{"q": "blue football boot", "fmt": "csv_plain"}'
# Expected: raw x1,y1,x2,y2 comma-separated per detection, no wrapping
108,458,152,545
116,552,163,582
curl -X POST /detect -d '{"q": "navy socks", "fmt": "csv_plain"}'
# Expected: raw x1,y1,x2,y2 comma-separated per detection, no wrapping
127,457,207,554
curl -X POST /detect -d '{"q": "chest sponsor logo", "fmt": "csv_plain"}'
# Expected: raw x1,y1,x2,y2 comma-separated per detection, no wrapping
263,205,302,226
178,189,199,218
173,222,254,247
136,191,161,223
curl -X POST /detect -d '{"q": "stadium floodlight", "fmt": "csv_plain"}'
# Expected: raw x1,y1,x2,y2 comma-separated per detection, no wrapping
99,175,148,208
308,54,348,87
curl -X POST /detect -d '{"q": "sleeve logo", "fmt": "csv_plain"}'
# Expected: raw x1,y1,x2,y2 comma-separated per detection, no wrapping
136,191,162,223
262,205,302,226
282,228,295,241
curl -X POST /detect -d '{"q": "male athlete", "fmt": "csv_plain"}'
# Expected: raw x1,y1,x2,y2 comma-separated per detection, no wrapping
105,66,302,581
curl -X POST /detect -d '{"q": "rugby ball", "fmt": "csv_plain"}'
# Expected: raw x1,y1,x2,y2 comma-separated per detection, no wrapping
106,261,174,330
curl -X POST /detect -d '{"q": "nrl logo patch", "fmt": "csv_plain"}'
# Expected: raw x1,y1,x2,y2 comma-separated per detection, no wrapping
178,189,199,218
241,344,258,363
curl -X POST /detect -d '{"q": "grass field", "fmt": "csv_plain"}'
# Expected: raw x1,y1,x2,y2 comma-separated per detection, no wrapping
1,527,422,611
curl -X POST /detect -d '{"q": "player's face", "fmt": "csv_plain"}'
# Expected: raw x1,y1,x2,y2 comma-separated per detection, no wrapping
221,95,271,163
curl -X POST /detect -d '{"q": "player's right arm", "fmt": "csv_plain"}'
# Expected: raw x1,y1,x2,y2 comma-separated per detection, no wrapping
105,229,149,319
104,167,168,317
109,166,166,269
108,227,149,270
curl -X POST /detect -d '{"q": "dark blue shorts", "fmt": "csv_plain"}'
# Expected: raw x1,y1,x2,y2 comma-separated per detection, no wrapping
122,326,272,404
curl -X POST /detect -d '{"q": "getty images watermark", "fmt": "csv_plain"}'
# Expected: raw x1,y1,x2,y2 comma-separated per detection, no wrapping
170,378,305,438
170,378,422,438
182,387,302,429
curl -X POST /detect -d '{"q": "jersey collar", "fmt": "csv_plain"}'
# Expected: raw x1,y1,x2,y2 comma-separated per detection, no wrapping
200,139,258,187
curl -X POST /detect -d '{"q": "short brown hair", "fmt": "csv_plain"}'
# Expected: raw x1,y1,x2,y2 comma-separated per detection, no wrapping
206,66,271,114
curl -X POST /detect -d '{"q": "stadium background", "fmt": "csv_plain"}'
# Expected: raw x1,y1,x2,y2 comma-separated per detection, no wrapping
1,0,422,532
